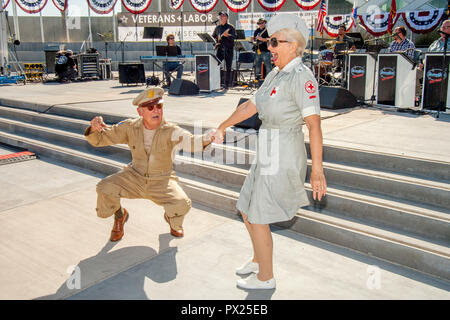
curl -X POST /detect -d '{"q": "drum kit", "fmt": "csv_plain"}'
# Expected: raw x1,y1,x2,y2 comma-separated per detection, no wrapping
304,38,356,87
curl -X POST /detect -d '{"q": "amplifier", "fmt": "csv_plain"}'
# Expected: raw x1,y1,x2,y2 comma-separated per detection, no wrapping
77,53,100,79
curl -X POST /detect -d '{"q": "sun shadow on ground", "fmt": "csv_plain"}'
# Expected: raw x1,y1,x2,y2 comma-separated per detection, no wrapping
36,233,177,300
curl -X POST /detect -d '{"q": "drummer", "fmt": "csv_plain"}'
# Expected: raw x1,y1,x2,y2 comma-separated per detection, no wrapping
334,24,356,57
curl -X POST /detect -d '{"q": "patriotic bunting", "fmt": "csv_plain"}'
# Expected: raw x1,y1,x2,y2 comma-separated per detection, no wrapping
87,0,118,14
2,0,10,9
323,15,354,37
121,0,152,14
359,11,400,36
223,0,251,13
52,0,67,11
294,0,320,11
402,9,445,34
15,0,48,13
257,0,285,12
189,0,219,13
169,0,184,10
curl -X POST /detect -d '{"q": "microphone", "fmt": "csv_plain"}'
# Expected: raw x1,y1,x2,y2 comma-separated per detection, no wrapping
439,30,450,38
212,19,219,25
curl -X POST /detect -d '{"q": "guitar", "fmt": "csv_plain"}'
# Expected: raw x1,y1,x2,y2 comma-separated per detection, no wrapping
251,27,267,53
214,28,230,51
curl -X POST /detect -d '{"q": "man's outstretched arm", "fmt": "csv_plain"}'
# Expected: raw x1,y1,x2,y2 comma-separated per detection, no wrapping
84,116,129,147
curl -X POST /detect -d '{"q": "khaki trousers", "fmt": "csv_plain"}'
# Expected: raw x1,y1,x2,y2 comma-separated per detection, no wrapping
96,168,191,230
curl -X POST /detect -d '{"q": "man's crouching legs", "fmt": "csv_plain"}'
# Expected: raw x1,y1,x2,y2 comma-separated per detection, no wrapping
164,197,192,237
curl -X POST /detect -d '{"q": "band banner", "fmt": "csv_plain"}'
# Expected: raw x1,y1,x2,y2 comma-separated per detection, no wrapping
359,11,400,36
402,9,445,34
87,0,117,14
348,55,367,102
51,0,66,11
223,0,251,13
169,0,184,10
189,0,219,13
257,0,286,12
422,55,449,111
121,0,152,14
294,0,320,11
15,0,48,14
323,14,354,37
2,0,10,9
377,55,397,106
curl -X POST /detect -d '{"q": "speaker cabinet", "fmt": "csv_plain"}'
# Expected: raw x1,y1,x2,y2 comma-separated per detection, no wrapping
119,63,145,85
169,79,200,95
319,86,357,109
234,98,262,130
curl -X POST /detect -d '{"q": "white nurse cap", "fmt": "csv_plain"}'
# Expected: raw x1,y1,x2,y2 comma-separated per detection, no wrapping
267,13,309,43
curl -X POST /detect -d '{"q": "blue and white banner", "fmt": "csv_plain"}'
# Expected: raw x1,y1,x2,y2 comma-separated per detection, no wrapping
121,0,152,14
294,0,320,10
189,0,219,13
223,0,251,13
402,9,445,34
359,11,400,36
87,0,117,14
257,0,285,12
51,0,66,11
169,0,184,10
15,0,48,13
323,14,354,37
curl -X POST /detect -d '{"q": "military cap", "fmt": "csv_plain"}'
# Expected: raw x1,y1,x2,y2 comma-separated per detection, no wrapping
133,87,164,107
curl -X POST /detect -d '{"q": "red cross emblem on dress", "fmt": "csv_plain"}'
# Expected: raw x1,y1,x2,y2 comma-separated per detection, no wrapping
305,80,316,94
270,87,278,97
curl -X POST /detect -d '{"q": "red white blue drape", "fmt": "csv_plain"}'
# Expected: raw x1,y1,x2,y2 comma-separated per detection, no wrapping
402,9,445,34
52,0,67,11
189,0,219,13
294,0,320,11
257,0,285,12
323,14,354,37
121,0,152,14
87,0,117,14
15,0,48,13
223,0,251,13
169,0,184,10
359,11,400,36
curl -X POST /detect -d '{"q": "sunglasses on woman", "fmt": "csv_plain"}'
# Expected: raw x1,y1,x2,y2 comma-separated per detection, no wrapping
141,103,163,111
269,37,290,48
168,37,174,40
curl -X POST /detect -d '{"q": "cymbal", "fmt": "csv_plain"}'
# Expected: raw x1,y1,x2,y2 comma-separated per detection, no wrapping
336,50,356,54
304,49,319,54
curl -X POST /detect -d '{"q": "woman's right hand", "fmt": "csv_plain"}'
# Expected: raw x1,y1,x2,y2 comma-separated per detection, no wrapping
211,127,225,144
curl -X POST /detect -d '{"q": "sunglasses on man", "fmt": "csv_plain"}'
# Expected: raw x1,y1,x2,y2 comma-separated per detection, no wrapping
141,103,163,111
268,37,290,48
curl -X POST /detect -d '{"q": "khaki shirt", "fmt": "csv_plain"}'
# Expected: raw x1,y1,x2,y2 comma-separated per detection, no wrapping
84,117,207,178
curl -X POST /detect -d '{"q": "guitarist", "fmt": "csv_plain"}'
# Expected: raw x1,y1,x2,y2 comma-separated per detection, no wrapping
212,12,236,89
251,18,272,83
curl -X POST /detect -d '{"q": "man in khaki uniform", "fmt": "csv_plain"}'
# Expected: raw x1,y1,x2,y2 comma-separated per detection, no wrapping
85,87,213,241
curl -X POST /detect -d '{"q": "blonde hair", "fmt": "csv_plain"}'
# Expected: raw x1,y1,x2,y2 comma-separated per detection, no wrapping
277,28,307,57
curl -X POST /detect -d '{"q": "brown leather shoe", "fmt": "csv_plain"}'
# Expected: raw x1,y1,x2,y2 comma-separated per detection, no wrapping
110,208,129,242
164,213,184,237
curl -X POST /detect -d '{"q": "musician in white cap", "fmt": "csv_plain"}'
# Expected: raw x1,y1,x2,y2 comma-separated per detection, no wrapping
212,13,327,290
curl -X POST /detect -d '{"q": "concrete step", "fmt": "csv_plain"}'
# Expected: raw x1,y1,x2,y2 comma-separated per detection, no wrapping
1,103,449,183
1,129,448,282
1,115,449,212
0,118,449,244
